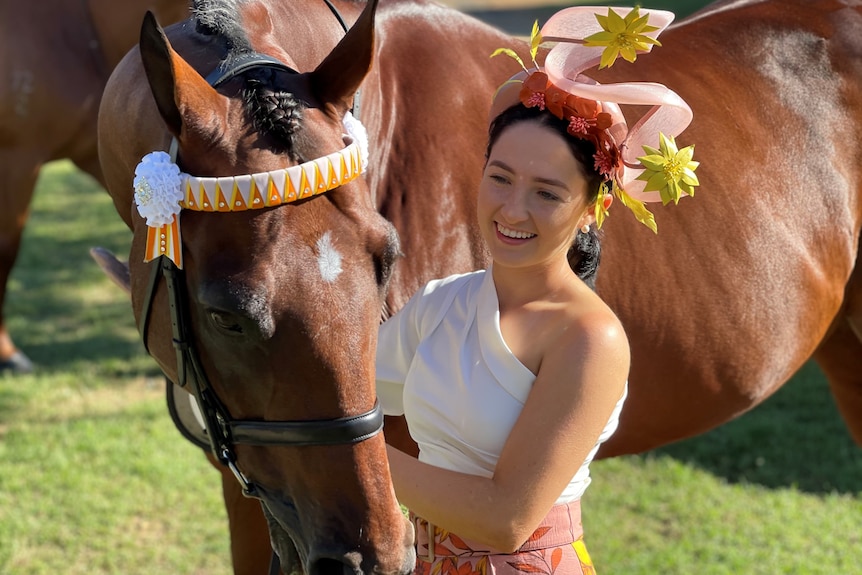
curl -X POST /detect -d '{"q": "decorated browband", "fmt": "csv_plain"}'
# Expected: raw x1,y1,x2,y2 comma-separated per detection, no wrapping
132,112,369,268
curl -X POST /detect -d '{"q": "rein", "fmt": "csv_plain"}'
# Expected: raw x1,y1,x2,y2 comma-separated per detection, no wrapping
138,50,380,500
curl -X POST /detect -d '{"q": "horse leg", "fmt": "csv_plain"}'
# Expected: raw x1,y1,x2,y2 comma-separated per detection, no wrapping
204,451,283,575
0,152,40,373
814,289,862,447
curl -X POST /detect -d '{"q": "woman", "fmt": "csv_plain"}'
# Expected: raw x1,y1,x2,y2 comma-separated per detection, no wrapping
378,6,698,573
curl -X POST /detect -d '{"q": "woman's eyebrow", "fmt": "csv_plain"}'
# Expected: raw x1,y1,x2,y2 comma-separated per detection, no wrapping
534,176,569,190
487,159,512,172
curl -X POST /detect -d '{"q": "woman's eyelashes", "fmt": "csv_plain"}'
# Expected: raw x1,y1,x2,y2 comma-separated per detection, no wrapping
487,170,565,204
537,189,561,202
489,173,511,185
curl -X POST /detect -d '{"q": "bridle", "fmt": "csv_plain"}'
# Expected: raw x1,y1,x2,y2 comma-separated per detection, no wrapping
137,49,379,501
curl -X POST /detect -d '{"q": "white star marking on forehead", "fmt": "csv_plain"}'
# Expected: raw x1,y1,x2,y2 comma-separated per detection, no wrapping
316,231,343,283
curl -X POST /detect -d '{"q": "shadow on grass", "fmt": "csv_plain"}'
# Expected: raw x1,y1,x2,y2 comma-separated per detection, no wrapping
644,361,862,495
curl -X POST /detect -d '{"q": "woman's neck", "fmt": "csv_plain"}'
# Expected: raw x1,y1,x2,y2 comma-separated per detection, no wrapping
491,256,578,311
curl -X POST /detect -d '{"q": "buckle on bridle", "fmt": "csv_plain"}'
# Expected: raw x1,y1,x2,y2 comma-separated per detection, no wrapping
221,447,258,498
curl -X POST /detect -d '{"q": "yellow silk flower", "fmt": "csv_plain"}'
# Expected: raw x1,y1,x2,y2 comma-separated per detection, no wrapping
583,7,661,69
636,132,700,206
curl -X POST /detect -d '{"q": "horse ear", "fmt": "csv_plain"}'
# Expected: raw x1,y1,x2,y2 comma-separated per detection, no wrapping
89,247,131,295
139,11,224,138
309,0,379,115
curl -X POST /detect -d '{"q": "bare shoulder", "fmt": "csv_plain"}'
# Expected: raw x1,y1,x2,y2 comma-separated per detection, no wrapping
540,289,630,390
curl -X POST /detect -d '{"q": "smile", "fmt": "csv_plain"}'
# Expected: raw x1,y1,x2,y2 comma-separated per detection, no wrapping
496,222,536,239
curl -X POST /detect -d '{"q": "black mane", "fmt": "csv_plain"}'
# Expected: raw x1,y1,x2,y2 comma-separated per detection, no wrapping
192,0,252,53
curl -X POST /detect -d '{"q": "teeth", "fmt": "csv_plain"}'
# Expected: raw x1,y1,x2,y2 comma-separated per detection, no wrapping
497,223,536,239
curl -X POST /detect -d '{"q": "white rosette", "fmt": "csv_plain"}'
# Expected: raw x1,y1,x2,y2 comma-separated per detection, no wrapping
133,151,184,226
342,111,369,173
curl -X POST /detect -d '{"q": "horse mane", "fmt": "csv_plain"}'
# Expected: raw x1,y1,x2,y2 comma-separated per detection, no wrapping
242,72,305,156
192,0,305,156
192,0,253,52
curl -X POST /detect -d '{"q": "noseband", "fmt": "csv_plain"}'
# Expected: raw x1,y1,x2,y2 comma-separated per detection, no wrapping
138,53,380,499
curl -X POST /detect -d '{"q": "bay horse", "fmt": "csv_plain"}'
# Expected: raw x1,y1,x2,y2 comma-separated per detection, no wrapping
94,0,862,572
96,0,517,572
0,0,189,373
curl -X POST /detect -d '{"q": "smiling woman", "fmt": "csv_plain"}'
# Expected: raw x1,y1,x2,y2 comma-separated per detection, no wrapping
479,109,606,287
378,6,698,572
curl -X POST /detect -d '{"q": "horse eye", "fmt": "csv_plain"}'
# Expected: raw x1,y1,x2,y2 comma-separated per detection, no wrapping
209,311,244,334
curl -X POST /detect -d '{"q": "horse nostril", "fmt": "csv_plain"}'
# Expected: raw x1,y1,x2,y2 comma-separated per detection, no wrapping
310,557,359,575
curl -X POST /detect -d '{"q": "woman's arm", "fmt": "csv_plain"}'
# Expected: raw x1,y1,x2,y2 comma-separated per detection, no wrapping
386,309,630,552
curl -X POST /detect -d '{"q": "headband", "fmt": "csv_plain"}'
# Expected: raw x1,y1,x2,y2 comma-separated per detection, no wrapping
490,7,699,232
132,112,368,268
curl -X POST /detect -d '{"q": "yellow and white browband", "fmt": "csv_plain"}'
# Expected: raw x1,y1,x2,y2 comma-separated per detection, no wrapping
134,139,363,269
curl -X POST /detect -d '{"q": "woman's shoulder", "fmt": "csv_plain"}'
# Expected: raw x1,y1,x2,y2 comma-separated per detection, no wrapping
527,296,629,408
547,287,630,371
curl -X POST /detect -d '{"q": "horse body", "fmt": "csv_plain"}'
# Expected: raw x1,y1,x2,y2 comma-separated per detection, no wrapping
592,0,862,455
0,0,189,369
369,0,862,454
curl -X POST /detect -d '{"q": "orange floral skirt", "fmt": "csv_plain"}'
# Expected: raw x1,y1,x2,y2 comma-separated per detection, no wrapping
411,501,596,575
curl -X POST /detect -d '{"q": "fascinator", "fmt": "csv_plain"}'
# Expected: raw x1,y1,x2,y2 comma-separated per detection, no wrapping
490,6,699,232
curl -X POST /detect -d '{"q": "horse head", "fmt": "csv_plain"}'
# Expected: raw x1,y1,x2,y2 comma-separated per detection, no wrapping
97,0,414,572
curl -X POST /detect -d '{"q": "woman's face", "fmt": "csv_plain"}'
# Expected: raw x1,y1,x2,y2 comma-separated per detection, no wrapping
478,120,593,270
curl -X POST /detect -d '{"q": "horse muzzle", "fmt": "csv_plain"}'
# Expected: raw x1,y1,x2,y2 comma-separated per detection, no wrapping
259,485,416,575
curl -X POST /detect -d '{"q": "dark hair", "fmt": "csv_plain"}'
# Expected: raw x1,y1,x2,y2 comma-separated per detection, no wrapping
486,105,604,290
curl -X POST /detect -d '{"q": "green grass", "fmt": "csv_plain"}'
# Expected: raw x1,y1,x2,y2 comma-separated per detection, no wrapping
585,360,862,574
1,161,232,574
3,150,859,575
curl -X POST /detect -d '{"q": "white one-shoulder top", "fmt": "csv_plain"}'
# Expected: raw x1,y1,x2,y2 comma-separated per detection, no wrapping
376,268,627,504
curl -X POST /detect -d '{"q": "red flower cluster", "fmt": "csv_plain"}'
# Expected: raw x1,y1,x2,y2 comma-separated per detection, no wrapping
518,71,621,180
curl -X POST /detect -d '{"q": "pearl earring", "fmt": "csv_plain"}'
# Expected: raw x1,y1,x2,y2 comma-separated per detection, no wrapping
580,223,590,234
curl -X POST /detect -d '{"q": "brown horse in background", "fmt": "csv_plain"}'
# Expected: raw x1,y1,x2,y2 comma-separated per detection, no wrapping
94,0,862,572
0,0,189,372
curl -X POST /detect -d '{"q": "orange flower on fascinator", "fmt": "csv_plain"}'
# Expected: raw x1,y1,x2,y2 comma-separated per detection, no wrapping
517,71,621,181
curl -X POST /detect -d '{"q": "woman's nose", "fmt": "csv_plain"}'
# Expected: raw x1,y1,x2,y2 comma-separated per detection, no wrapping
499,190,528,222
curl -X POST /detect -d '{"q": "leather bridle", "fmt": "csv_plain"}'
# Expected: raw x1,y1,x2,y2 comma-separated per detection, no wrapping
137,49,380,500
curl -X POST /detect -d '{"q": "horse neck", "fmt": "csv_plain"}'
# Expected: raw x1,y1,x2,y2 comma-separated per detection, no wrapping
358,3,529,302
246,0,366,71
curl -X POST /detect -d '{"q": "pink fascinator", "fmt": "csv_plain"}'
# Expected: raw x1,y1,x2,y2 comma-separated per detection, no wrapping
490,6,699,232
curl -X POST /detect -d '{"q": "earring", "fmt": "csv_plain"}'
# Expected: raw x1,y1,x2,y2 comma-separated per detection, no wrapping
580,223,590,234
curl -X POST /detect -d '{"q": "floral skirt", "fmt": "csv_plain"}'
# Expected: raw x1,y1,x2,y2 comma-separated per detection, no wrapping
411,501,596,575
